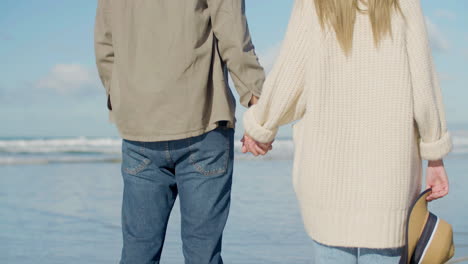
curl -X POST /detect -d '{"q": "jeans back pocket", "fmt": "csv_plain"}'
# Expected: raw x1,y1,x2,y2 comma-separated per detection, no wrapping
187,126,233,177
122,140,152,176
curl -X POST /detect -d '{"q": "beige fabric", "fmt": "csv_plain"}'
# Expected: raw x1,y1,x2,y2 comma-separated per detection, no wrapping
407,191,431,261
243,0,453,248
405,191,454,264
421,219,454,264
95,0,265,141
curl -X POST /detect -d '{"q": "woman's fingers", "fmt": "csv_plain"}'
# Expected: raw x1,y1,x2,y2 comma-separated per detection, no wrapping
426,187,449,201
427,188,449,201
241,133,274,156
247,141,260,156
245,140,267,156
433,185,449,199
425,164,449,201
254,144,267,155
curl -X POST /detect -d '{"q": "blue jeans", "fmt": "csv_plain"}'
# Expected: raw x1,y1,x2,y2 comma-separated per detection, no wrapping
311,240,403,264
119,125,234,264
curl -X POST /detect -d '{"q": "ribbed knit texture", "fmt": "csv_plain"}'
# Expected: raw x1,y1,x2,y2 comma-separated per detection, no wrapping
243,0,453,248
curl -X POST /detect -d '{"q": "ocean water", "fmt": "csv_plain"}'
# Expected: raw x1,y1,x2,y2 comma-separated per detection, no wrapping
1,131,467,263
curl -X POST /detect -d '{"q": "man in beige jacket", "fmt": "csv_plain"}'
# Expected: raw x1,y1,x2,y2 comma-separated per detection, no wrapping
94,0,266,263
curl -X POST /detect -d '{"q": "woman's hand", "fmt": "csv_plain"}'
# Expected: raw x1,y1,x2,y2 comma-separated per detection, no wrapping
241,134,273,156
425,159,449,201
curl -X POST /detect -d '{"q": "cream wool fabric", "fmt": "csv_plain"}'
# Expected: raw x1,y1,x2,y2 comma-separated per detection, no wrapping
243,0,453,248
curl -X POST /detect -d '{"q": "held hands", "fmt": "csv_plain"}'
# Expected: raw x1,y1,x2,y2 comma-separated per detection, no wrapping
241,134,273,156
425,159,449,201
243,95,273,156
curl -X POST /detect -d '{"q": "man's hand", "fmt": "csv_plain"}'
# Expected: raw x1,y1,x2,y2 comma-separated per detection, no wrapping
425,159,449,201
248,95,259,107
241,133,273,156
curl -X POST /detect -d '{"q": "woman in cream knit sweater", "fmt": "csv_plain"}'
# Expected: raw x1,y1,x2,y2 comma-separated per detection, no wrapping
242,0,452,262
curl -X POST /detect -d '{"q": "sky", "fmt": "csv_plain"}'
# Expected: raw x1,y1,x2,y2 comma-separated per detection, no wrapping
0,0,467,138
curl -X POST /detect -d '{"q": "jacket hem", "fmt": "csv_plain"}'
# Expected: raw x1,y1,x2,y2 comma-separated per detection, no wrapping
116,123,230,142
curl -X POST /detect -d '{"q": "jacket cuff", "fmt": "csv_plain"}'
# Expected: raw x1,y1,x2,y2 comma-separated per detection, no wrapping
243,105,278,143
240,90,261,108
419,131,453,160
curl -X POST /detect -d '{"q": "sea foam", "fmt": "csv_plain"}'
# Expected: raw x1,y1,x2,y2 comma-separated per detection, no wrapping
0,131,467,165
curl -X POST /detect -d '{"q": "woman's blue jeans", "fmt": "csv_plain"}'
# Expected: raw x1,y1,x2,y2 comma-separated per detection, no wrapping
312,239,403,264
119,125,234,264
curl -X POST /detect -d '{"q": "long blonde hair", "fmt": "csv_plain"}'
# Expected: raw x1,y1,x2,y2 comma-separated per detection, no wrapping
314,0,401,55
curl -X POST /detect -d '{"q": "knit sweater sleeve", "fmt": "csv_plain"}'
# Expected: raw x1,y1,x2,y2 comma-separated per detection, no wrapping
404,0,453,160
243,0,312,143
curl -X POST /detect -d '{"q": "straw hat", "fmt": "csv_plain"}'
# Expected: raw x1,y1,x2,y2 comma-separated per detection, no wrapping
399,188,455,264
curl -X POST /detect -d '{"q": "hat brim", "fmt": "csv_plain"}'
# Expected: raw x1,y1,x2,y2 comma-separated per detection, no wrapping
400,188,432,264
401,188,455,264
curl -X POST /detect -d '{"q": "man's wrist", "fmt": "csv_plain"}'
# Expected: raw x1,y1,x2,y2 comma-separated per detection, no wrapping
248,95,259,107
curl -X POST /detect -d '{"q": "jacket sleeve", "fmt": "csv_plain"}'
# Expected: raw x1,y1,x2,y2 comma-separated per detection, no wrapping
404,0,453,160
242,0,311,143
94,0,114,96
207,0,265,108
